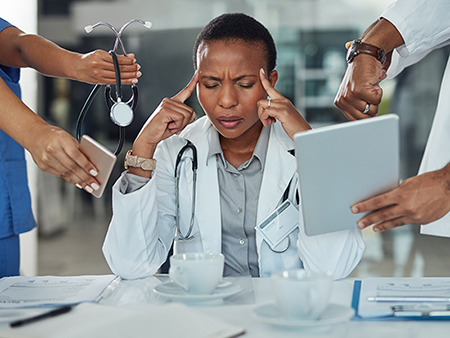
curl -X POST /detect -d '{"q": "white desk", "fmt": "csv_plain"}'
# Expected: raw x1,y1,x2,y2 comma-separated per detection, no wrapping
1,276,450,337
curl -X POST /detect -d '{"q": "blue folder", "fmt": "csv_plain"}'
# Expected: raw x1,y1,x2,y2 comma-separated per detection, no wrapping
352,280,450,321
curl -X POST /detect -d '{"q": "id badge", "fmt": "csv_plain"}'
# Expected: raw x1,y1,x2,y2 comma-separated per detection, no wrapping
255,200,298,250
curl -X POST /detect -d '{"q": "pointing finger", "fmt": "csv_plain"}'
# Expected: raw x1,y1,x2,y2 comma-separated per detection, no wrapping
173,70,199,103
259,68,282,99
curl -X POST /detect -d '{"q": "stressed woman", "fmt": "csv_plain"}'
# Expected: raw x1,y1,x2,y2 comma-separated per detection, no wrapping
103,13,364,279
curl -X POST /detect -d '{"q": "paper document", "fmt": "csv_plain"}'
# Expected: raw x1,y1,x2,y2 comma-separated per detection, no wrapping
0,303,246,338
0,275,117,309
357,277,450,318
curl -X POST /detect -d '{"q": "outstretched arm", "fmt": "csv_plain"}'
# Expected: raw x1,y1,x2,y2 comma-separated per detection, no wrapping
0,78,100,192
0,25,141,85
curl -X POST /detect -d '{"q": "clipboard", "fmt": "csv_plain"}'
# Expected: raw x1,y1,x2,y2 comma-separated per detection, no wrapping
352,279,450,320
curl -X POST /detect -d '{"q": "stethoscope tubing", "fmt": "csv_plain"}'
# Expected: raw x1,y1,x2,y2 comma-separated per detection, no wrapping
175,141,198,241
173,139,293,254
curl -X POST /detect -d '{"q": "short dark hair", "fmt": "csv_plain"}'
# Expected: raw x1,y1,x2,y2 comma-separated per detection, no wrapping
193,13,277,72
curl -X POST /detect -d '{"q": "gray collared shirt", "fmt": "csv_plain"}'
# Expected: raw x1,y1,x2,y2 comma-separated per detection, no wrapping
120,126,270,277
208,126,269,277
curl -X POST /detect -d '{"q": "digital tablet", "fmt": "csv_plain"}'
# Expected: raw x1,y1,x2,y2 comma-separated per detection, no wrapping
79,135,117,198
294,114,399,236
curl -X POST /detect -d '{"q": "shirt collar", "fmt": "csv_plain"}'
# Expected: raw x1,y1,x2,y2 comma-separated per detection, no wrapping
207,125,270,171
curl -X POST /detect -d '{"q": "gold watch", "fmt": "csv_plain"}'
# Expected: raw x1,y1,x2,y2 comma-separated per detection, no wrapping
124,150,156,171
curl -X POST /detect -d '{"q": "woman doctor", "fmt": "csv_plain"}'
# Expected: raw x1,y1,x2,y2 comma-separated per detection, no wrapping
103,13,364,279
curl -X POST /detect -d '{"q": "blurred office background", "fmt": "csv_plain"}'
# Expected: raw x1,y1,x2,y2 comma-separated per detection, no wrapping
4,0,450,278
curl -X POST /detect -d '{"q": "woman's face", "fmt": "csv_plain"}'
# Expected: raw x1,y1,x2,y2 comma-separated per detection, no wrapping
196,40,277,143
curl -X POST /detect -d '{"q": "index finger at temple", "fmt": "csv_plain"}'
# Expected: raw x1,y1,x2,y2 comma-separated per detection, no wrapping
259,69,282,99
173,71,199,103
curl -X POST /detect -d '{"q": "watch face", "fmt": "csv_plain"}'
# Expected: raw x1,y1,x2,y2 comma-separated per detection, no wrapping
346,40,357,64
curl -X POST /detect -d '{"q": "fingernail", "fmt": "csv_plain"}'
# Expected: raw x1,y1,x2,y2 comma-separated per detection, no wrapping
373,227,380,233
137,64,141,70
260,68,265,75
357,221,365,229
76,183,83,189
90,169,98,177
91,183,100,191
85,186,94,193
137,71,142,77
132,79,138,84
351,206,358,213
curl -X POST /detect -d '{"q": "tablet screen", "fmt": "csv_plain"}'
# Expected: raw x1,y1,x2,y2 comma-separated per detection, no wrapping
294,115,399,236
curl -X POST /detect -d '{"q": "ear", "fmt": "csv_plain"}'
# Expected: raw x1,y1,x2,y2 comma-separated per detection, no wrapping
269,70,278,88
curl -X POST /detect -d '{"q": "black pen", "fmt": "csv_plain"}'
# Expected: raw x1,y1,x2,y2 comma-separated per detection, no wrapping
10,305,73,328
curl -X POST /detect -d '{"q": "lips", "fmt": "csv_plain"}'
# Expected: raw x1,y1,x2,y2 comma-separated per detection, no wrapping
217,116,243,128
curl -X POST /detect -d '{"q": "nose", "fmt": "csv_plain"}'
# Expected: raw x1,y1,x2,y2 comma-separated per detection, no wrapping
218,84,238,109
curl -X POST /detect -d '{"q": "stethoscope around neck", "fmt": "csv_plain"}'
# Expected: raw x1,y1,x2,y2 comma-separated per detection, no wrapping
175,140,198,241
173,140,297,255
75,19,151,156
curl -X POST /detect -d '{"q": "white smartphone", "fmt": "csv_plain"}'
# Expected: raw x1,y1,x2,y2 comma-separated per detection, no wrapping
79,135,117,198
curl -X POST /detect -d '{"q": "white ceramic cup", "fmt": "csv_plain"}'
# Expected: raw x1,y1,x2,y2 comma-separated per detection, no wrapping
169,253,224,295
271,269,333,320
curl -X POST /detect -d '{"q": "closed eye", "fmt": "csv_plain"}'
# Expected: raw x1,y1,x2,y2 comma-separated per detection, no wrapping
237,82,255,88
203,83,219,88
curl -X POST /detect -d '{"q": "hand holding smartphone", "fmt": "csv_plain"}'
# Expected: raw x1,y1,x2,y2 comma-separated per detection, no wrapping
79,135,117,198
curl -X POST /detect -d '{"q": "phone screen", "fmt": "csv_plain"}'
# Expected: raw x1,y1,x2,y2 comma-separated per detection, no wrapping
79,135,117,198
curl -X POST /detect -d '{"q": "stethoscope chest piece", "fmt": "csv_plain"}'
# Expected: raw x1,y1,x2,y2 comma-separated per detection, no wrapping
110,101,134,127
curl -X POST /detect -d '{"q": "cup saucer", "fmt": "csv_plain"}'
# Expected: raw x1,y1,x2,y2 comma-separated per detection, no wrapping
153,281,242,302
252,303,355,328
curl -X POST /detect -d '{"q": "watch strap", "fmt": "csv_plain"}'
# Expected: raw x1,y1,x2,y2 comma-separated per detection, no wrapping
125,150,156,171
346,39,386,65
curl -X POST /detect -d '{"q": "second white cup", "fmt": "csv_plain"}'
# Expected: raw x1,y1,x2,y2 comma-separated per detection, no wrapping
169,252,224,294
271,269,332,320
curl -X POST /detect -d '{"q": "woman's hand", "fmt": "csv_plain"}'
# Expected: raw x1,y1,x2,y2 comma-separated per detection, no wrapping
27,125,101,194
132,71,199,162
258,69,311,139
74,50,141,85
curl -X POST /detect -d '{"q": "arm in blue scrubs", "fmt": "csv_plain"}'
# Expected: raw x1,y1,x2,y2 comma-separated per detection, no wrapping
0,18,36,278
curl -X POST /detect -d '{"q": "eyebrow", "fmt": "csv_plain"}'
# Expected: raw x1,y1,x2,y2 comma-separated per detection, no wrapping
200,74,258,81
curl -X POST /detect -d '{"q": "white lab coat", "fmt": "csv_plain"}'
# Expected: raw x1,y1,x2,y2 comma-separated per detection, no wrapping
103,116,364,279
382,0,450,237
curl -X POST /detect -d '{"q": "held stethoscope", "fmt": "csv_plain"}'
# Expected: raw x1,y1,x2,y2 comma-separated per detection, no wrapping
75,19,151,155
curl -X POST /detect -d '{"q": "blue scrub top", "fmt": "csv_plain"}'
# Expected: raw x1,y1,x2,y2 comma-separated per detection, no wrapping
0,18,36,238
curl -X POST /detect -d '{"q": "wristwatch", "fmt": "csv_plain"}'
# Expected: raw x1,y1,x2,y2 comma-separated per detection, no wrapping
346,39,386,65
124,150,156,171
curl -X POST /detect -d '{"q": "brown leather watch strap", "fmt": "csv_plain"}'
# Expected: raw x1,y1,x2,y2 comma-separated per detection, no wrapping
346,39,386,65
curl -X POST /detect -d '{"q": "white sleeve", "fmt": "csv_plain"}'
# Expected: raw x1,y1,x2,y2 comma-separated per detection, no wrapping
102,143,178,280
382,0,450,78
296,219,365,280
